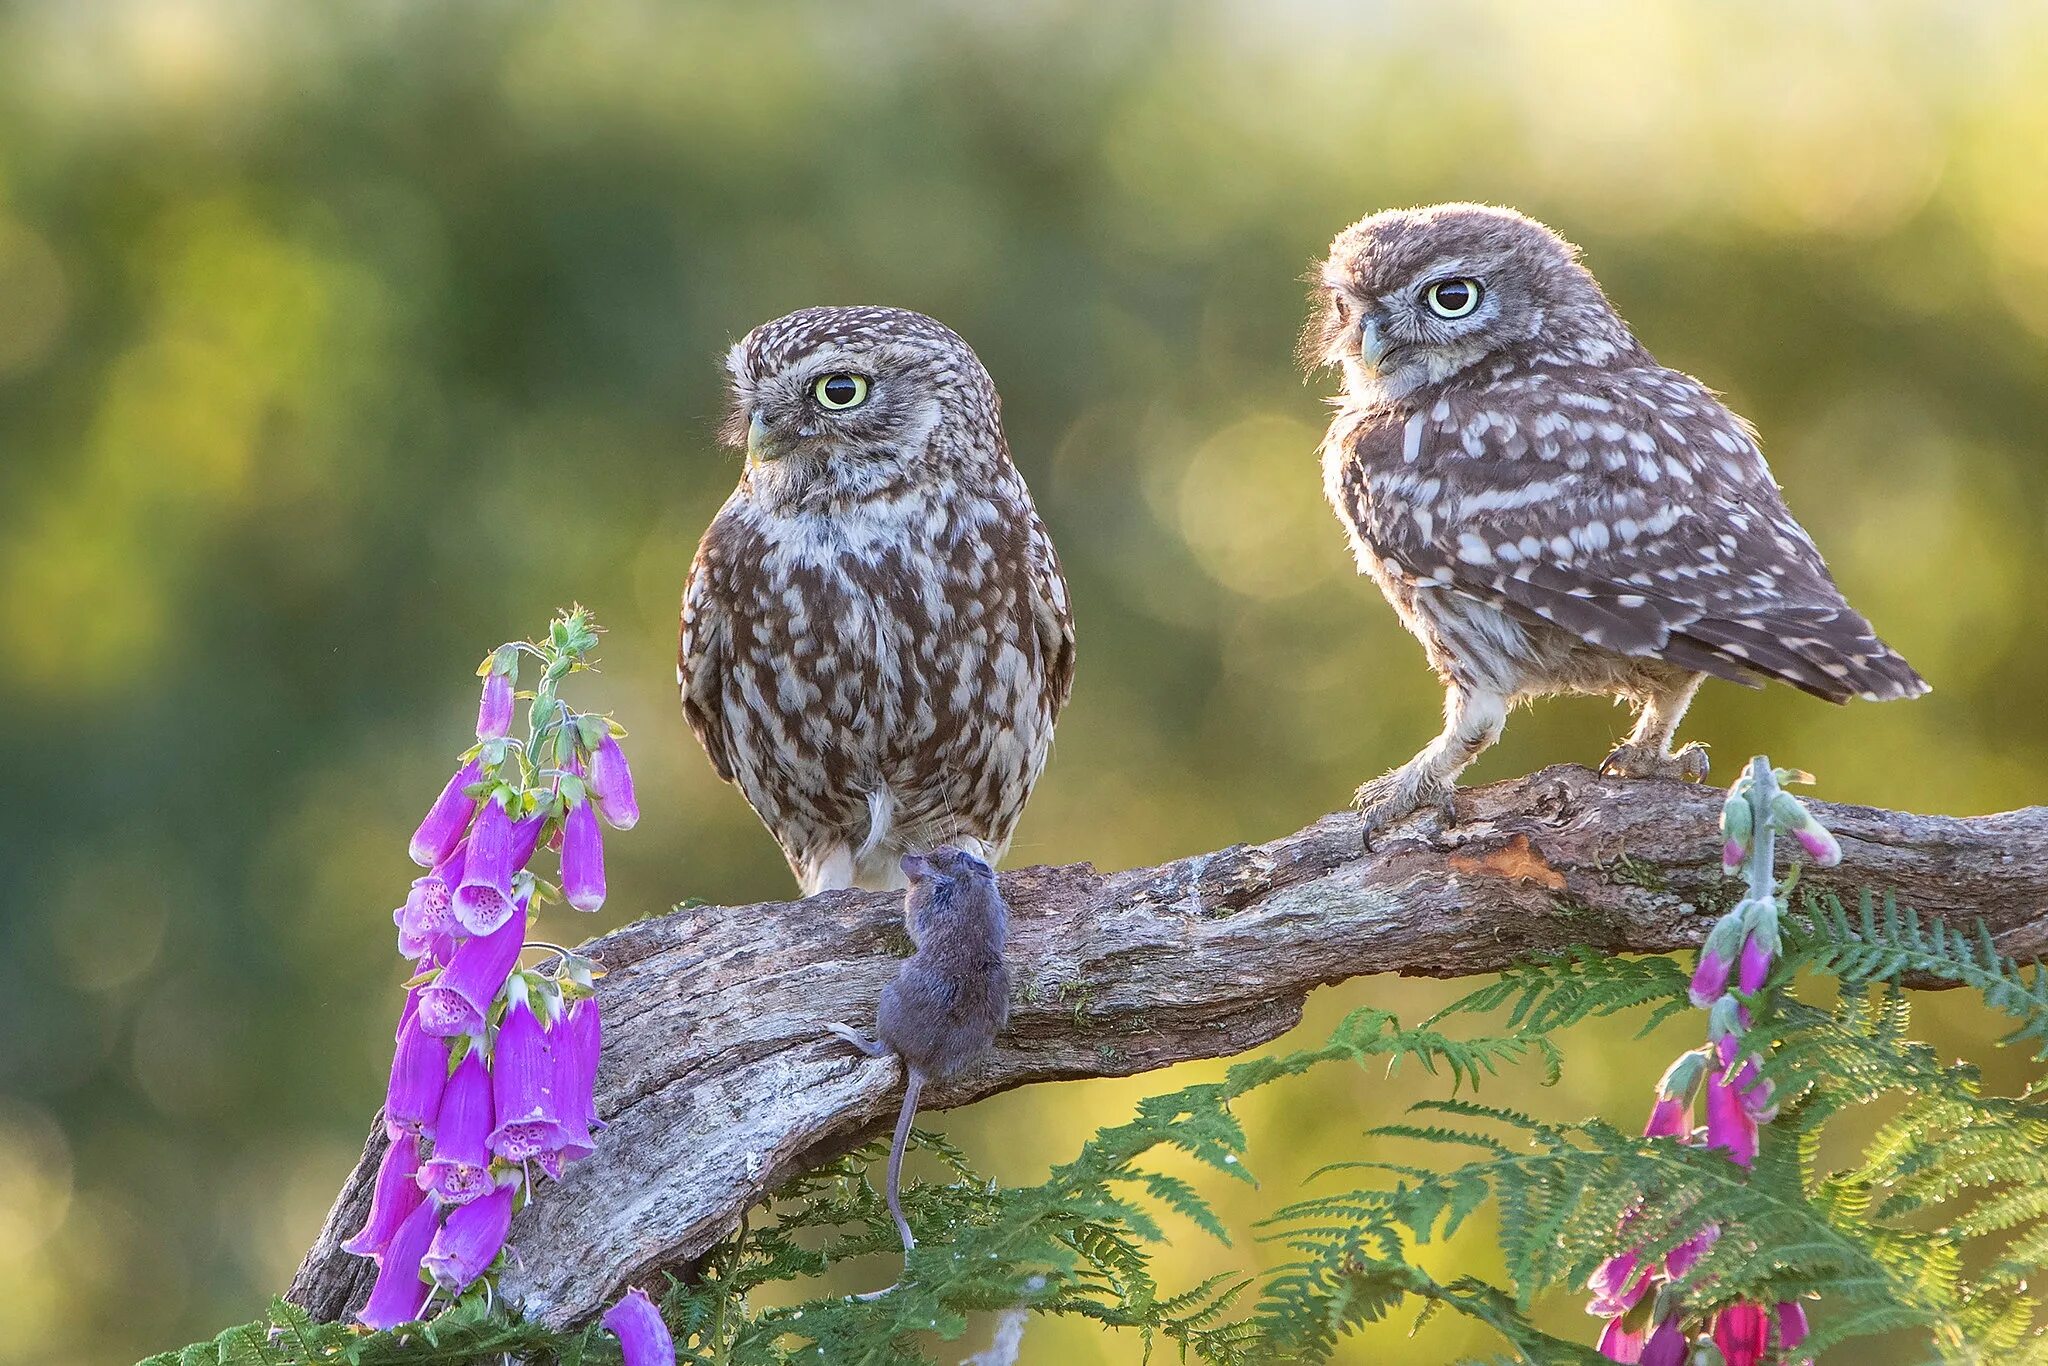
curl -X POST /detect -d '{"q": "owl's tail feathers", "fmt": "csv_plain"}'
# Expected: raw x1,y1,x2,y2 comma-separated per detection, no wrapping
1674,609,1930,706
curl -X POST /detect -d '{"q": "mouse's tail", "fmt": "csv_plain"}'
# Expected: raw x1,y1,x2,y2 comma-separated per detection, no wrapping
888,1071,925,1259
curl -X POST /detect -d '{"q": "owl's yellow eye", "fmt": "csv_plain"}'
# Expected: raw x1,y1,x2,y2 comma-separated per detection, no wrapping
1423,278,1483,320
813,373,869,410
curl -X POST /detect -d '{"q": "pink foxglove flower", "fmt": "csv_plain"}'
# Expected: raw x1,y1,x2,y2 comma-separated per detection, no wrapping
357,1195,440,1329
418,1049,495,1205
476,668,515,741
588,733,639,830
560,793,605,912
1711,1301,1769,1366
1775,1301,1809,1351
422,1178,515,1293
489,979,566,1162
602,1287,676,1366
1704,1068,1759,1169
455,793,520,935
386,996,450,1137
418,900,527,1038
343,1134,425,1259
410,759,483,868
1638,1315,1687,1366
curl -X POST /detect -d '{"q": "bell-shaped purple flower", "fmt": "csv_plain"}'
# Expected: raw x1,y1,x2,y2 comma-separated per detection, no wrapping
386,998,450,1137
357,1194,440,1329
411,758,483,869
561,793,606,913
1643,1096,1691,1140
1775,1300,1809,1351
1597,1314,1646,1361
1639,1315,1687,1366
1666,1225,1716,1279
421,1177,515,1293
1711,1301,1769,1366
588,733,639,831
418,899,527,1038
1587,1250,1647,1318
489,979,566,1162
418,1048,496,1205
560,995,603,1134
455,793,520,935
476,668,516,742
343,1133,425,1258
1705,1070,1759,1169
601,1287,676,1366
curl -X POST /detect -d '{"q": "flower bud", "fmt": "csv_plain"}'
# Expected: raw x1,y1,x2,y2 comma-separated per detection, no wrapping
601,1287,676,1366
561,792,606,913
1666,1226,1716,1280
357,1194,439,1329
386,996,450,1137
588,733,639,831
490,978,567,1162
1706,993,1744,1045
1688,1341,1727,1366
476,658,516,742
417,899,527,1038
421,1177,515,1293
1718,793,1752,873
1769,792,1841,867
418,1048,495,1204
343,1133,425,1259
1689,914,1744,1007
410,759,483,868
1736,933,1772,996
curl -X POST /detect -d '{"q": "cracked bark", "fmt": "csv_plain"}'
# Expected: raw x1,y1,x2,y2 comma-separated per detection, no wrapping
285,764,2048,1328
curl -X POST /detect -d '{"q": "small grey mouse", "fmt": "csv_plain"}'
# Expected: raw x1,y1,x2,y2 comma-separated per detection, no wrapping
826,845,1011,1276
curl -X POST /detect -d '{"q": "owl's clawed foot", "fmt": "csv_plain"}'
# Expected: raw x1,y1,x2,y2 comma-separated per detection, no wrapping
1600,741,1710,783
1353,764,1458,851
824,1022,889,1058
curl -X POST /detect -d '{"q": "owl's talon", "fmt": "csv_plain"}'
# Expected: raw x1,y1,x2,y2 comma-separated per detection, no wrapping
1353,765,1455,851
1601,741,1710,783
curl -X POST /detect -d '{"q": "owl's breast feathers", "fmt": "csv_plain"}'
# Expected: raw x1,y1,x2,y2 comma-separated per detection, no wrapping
678,480,1074,852
1324,360,1926,704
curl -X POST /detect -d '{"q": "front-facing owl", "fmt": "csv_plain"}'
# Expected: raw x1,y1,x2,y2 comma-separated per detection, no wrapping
679,306,1075,894
1307,204,1925,843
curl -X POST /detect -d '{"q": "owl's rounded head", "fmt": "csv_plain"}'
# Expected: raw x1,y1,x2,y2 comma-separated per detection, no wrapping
1305,203,1632,403
722,305,1005,510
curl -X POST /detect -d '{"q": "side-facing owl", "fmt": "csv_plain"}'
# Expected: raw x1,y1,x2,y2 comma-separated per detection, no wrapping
679,306,1075,893
1306,203,1925,843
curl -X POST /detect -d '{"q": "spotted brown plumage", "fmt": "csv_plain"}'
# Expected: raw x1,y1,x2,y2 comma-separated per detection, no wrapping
679,306,1075,894
1307,204,1925,843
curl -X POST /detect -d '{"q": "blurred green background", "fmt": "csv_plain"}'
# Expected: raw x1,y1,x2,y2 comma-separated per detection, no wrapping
4,1,2047,1361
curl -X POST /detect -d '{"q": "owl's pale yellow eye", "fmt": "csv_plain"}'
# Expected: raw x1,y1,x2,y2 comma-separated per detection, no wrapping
813,373,869,410
1423,277,1483,320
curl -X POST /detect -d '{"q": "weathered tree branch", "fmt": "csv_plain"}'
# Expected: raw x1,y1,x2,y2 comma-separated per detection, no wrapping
287,765,2048,1329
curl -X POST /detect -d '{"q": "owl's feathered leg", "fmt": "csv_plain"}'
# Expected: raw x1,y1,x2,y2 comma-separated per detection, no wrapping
1353,686,1508,849
1600,672,1710,782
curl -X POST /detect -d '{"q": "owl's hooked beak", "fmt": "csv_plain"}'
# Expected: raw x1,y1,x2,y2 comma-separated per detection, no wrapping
744,411,779,467
1358,316,1390,371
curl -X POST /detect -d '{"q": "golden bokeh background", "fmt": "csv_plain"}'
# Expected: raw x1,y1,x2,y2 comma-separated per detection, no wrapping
3,2,2046,1361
